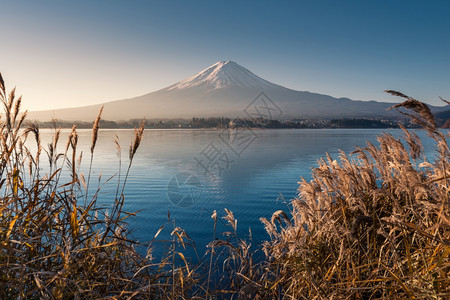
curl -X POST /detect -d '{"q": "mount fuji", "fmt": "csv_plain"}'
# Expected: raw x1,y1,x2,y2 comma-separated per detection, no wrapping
28,61,446,121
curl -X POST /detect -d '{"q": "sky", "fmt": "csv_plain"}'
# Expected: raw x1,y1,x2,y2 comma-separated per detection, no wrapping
1,0,449,111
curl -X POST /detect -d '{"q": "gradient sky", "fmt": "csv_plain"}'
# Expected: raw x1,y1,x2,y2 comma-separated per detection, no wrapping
1,0,449,111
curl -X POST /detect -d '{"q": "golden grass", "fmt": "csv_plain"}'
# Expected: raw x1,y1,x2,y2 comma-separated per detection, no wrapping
0,74,161,298
259,92,449,299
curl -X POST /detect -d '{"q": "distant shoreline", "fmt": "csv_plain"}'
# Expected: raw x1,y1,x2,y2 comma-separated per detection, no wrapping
27,116,449,130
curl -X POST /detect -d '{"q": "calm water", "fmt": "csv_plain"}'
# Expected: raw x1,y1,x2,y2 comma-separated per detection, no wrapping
37,128,444,259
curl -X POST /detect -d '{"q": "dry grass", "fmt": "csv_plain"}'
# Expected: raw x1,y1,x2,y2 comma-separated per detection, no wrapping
259,91,449,299
0,74,178,298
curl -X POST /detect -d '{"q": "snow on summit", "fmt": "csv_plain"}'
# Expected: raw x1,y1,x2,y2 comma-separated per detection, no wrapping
168,60,279,90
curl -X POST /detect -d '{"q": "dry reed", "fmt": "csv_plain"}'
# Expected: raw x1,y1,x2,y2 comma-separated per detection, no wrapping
258,91,449,299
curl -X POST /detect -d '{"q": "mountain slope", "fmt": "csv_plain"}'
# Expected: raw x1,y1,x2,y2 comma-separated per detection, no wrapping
28,61,448,122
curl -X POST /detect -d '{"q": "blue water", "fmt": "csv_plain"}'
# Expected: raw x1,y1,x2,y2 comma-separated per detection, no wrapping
36,128,445,260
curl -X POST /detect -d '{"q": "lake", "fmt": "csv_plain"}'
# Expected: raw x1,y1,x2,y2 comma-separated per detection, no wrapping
37,128,443,259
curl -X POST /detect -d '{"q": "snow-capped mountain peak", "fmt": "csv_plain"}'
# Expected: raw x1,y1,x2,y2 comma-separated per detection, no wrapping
30,59,439,123
168,60,279,90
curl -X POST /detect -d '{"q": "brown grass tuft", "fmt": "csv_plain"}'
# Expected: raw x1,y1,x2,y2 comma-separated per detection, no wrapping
91,106,103,154
259,92,450,298
129,120,145,161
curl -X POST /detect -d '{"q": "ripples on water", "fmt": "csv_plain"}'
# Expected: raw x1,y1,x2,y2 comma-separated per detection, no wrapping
36,128,445,258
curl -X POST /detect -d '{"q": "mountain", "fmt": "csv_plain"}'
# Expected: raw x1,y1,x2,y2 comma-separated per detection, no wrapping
28,61,448,122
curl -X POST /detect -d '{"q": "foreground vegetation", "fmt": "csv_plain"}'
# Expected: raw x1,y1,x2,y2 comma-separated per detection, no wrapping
0,74,448,298
258,91,450,298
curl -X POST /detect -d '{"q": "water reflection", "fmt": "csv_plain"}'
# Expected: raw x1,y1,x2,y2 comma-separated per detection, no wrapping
33,128,445,258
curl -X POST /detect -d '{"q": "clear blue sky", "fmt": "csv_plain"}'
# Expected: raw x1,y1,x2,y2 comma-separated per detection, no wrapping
1,0,449,110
